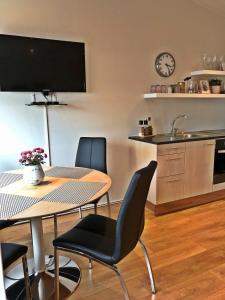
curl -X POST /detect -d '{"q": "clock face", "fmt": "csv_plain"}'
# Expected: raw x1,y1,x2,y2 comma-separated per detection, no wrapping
155,52,175,77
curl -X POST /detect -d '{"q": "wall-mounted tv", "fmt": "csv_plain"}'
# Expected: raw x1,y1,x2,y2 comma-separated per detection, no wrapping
0,34,86,92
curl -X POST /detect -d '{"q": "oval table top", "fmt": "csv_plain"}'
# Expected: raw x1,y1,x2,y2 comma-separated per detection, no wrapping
0,166,111,220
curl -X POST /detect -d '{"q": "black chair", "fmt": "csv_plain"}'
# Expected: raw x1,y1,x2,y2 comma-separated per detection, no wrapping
53,161,157,300
75,137,110,217
0,220,16,230
0,221,32,299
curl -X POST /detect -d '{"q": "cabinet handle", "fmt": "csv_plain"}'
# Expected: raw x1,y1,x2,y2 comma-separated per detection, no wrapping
167,179,181,183
166,157,181,161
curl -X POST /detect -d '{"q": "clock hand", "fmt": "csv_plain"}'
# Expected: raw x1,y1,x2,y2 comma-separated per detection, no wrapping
165,63,172,68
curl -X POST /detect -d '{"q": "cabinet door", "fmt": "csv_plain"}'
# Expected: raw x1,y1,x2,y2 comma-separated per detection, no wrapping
157,174,185,204
184,140,215,198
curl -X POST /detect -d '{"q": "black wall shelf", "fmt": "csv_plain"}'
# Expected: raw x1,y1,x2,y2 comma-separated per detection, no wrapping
26,102,68,106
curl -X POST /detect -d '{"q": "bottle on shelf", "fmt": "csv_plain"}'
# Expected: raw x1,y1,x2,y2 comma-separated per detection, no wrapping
138,120,145,137
145,117,153,136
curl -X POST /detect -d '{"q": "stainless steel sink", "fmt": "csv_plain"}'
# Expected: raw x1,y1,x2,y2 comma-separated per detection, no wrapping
169,133,209,140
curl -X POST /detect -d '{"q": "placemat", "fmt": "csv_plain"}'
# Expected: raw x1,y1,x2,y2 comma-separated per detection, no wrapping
45,167,92,179
0,193,40,219
0,173,23,188
42,181,106,205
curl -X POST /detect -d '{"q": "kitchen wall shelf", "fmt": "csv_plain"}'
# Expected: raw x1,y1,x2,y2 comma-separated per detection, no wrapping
144,93,225,99
190,70,225,77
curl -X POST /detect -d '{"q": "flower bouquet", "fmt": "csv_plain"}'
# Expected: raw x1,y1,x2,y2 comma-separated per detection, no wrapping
19,148,47,185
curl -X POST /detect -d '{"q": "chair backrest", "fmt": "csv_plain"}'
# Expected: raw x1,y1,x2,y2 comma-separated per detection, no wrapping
112,161,157,263
0,220,15,230
75,137,107,174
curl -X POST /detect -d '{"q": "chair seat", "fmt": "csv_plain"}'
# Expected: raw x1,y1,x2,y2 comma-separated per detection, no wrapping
0,220,16,230
53,214,117,265
2,243,28,269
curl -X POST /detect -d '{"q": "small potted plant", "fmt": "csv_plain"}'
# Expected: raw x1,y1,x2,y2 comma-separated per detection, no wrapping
19,147,47,185
209,79,222,94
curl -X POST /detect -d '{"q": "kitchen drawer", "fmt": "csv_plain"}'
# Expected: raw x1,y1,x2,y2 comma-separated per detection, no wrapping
158,142,185,156
157,153,185,177
157,174,185,204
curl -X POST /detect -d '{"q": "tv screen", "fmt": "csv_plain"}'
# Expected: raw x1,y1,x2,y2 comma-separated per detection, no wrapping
0,34,86,92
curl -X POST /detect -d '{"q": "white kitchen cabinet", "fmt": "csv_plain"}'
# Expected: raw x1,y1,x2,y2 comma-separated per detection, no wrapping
184,140,215,198
130,138,216,212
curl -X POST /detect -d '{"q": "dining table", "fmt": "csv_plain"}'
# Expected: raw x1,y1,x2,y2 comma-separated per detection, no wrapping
0,166,111,300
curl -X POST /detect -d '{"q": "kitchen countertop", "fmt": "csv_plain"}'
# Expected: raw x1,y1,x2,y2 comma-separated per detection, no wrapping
129,129,225,145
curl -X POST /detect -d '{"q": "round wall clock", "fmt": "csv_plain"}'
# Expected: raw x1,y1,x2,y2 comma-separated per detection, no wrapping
155,52,175,77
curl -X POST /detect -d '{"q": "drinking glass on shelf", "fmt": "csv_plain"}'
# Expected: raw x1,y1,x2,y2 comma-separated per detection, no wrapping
202,53,208,69
212,55,219,70
206,56,212,70
188,80,198,93
219,55,224,70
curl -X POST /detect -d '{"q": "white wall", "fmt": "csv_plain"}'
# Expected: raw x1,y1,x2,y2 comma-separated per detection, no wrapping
0,0,225,201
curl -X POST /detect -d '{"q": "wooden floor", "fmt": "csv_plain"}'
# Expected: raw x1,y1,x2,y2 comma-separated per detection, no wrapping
2,200,225,299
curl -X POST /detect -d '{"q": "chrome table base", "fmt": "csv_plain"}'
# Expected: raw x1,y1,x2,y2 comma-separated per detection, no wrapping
5,255,81,300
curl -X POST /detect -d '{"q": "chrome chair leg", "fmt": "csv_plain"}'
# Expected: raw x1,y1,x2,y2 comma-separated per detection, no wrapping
79,207,83,219
139,239,156,294
106,192,111,216
94,203,97,214
54,214,58,239
22,255,32,300
111,265,130,300
54,247,59,300
88,258,93,269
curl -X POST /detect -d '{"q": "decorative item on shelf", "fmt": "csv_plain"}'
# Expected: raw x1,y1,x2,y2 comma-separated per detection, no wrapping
221,81,225,94
199,80,210,94
184,77,191,93
209,79,222,94
167,85,172,93
150,85,156,93
161,85,168,93
155,85,162,93
19,147,47,185
178,82,185,93
187,79,198,93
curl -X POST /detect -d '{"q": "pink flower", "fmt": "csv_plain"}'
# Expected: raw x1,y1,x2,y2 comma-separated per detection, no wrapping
19,147,46,165
36,148,43,153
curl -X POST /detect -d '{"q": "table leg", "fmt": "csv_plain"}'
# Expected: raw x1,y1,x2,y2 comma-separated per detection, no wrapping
0,244,7,300
5,217,81,299
31,217,46,273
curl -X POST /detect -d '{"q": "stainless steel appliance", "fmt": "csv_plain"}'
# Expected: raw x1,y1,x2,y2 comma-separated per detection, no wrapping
214,138,225,184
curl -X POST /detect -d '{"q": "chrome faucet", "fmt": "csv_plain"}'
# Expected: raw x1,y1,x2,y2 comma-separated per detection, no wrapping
170,114,188,137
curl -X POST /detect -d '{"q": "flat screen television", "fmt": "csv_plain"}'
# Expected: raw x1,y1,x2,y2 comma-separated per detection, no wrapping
0,34,86,92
